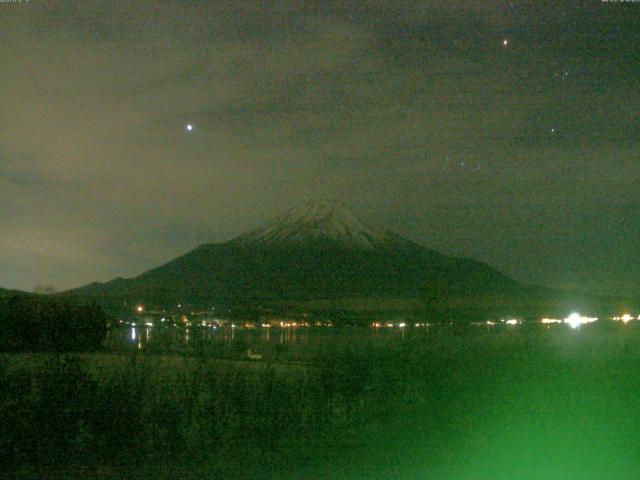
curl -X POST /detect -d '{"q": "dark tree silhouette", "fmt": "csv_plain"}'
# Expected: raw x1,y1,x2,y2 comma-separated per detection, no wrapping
0,295,107,352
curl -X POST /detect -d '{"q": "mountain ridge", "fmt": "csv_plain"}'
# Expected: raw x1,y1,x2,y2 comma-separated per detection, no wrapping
67,200,534,317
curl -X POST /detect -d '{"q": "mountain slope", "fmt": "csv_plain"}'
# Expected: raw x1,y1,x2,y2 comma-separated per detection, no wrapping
69,200,527,314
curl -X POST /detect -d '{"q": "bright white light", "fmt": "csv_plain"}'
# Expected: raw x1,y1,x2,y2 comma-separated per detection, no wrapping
502,39,509,47
564,312,598,329
565,313,582,329
136,305,143,313
131,328,136,340
398,323,406,328
145,322,153,327
505,319,519,325
186,124,193,131
486,320,496,326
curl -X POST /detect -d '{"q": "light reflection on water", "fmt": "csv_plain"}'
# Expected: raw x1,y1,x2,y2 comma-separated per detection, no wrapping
107,324,418,352
106,319,606,353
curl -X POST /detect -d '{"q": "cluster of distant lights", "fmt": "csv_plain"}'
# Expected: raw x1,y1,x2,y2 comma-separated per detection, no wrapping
373,313,640,330
372,322,431,328
130,306,333,329
612,313,639,324
483,313,631,329
133,305,639,331
481,319,521,326
536,314,598,329
539,313,639,329
494,313,639,329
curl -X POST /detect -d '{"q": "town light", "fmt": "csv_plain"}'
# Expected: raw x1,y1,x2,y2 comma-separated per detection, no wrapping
564,312,598,329
541,318,562,324
612,313,634,323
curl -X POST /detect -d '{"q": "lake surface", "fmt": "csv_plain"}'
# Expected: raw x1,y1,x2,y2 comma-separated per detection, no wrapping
102,320,636,361
105,323,422,359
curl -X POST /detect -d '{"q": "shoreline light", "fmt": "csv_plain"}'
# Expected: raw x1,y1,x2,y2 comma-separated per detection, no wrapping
612,313,634,324
564,312,598,329
541,318,562,324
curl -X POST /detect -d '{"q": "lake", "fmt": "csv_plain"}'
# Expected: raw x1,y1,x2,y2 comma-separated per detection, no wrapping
102,319,637,363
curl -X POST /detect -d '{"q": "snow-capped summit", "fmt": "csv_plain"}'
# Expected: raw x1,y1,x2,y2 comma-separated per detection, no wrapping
233,199,395,249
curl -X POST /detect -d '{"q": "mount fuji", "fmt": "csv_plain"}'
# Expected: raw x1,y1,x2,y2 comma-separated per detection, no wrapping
68,200,531,318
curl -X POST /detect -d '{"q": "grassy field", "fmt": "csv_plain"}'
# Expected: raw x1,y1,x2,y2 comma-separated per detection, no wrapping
2,323,640,479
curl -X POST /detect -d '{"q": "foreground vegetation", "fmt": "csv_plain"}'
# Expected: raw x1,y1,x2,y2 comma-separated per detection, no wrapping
2,323,640,478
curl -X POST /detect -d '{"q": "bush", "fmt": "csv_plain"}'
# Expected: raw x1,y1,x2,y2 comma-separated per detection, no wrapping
0,295,107,352
0,355,98,467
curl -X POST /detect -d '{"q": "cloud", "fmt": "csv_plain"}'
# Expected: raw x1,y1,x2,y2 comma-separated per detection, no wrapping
0,0,637,294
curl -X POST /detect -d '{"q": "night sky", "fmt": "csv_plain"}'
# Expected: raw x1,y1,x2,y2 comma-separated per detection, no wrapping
1,1,638,295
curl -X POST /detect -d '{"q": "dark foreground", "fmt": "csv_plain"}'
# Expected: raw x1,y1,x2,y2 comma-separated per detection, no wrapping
2,323,640,479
